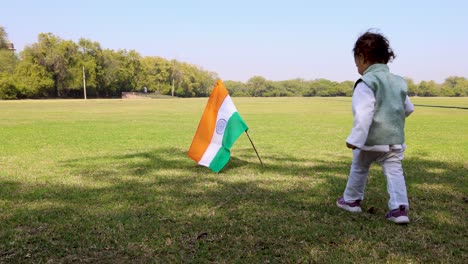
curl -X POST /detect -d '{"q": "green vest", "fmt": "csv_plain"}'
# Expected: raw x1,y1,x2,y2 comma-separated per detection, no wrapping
355,64,408,145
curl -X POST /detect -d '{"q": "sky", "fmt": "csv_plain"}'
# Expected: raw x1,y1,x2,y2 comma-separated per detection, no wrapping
2,0,468,83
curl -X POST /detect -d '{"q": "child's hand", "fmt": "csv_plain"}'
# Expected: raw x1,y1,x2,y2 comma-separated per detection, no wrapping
346,142,357,149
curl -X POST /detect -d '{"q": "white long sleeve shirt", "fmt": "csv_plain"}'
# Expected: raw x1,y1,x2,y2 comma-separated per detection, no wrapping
346,82,414,152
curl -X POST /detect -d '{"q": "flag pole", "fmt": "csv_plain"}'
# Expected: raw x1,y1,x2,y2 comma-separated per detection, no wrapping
245,131,264,167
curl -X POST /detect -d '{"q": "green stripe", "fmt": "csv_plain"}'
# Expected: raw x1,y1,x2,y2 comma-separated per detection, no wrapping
208,112,248,172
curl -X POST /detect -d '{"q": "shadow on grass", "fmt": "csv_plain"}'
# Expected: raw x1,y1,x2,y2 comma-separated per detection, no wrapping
413,104,468,110
0,147,466,263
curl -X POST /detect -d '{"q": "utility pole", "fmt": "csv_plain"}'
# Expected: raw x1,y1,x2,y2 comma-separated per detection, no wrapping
83,65,87,100
171,59,175,97
82,44,87,100
171,77,174,97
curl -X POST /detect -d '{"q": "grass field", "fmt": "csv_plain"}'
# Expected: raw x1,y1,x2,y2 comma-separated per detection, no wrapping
0,97,466,263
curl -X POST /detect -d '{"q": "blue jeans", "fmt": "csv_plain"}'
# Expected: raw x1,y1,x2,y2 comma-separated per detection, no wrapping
343,148,409,210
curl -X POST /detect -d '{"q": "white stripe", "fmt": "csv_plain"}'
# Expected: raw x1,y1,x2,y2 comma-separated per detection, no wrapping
198,96,238,166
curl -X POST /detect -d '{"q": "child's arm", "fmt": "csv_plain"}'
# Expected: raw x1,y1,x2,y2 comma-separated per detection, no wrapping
404,96,414,117
346,82,375,149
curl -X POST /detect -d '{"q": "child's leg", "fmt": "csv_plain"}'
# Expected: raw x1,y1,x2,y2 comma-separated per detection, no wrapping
380,148,409,210
343,149,376,202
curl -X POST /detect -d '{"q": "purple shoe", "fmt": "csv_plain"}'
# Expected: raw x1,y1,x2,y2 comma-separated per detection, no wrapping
336,197,362,213
386,205,410,224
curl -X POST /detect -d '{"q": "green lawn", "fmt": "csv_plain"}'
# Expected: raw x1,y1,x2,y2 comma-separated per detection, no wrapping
0,97,466,263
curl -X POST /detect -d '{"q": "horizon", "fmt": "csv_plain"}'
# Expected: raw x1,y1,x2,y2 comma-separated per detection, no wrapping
3,0,468,83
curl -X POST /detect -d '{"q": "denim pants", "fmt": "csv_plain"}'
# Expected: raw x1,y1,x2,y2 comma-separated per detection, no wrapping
343,148,409,210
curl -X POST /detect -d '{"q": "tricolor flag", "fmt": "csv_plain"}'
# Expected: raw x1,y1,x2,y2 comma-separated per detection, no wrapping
188,80,248,172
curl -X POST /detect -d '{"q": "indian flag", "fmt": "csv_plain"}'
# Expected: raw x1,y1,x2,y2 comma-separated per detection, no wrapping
188,80,248,172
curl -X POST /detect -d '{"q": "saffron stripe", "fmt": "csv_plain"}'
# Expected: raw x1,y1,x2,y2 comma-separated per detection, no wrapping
188,80,228,162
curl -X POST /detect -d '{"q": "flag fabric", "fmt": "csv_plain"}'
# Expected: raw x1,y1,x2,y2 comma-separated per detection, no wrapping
188,80,248,172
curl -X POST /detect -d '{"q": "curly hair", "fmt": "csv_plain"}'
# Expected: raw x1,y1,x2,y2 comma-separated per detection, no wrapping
353,30,396,64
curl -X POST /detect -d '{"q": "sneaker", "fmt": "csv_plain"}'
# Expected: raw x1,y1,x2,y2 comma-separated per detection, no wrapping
386,205,410,224
336,197,362,213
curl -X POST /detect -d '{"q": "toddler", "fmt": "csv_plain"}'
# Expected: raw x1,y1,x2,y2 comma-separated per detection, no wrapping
336,31,414,224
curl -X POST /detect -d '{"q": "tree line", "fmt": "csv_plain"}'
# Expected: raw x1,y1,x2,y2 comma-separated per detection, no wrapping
0,27,217,99
1,26,467,99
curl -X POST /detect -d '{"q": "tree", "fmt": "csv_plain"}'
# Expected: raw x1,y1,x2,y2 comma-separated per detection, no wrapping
96,49,142,97
191,67,217,97
77,38,103,97
337,81,354,96
441,76,468,97
98,49,121,97
314,79,334,96
137,56,172,94
275,79,307,97
453,79,468,97
0,74,19,99
174,61,197,97
303,81,317,97
417,80,439,96
224,80,249,96
247,76,268,97
21,33,78,97
405,78,418,96
0,26,8,49
120,49,142,92
167,60,217,97
14,61,54,98
0,50,18,74
0,26,18,76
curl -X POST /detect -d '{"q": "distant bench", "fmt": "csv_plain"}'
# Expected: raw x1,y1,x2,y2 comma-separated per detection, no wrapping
121,92,149,99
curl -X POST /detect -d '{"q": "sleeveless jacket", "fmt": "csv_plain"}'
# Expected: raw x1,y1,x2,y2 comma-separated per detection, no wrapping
355,64,408,145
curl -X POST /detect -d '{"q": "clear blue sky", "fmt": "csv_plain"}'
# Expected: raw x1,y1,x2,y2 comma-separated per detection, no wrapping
2,0,467,83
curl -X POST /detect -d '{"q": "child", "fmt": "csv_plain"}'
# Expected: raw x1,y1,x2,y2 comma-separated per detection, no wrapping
336,31,414,224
